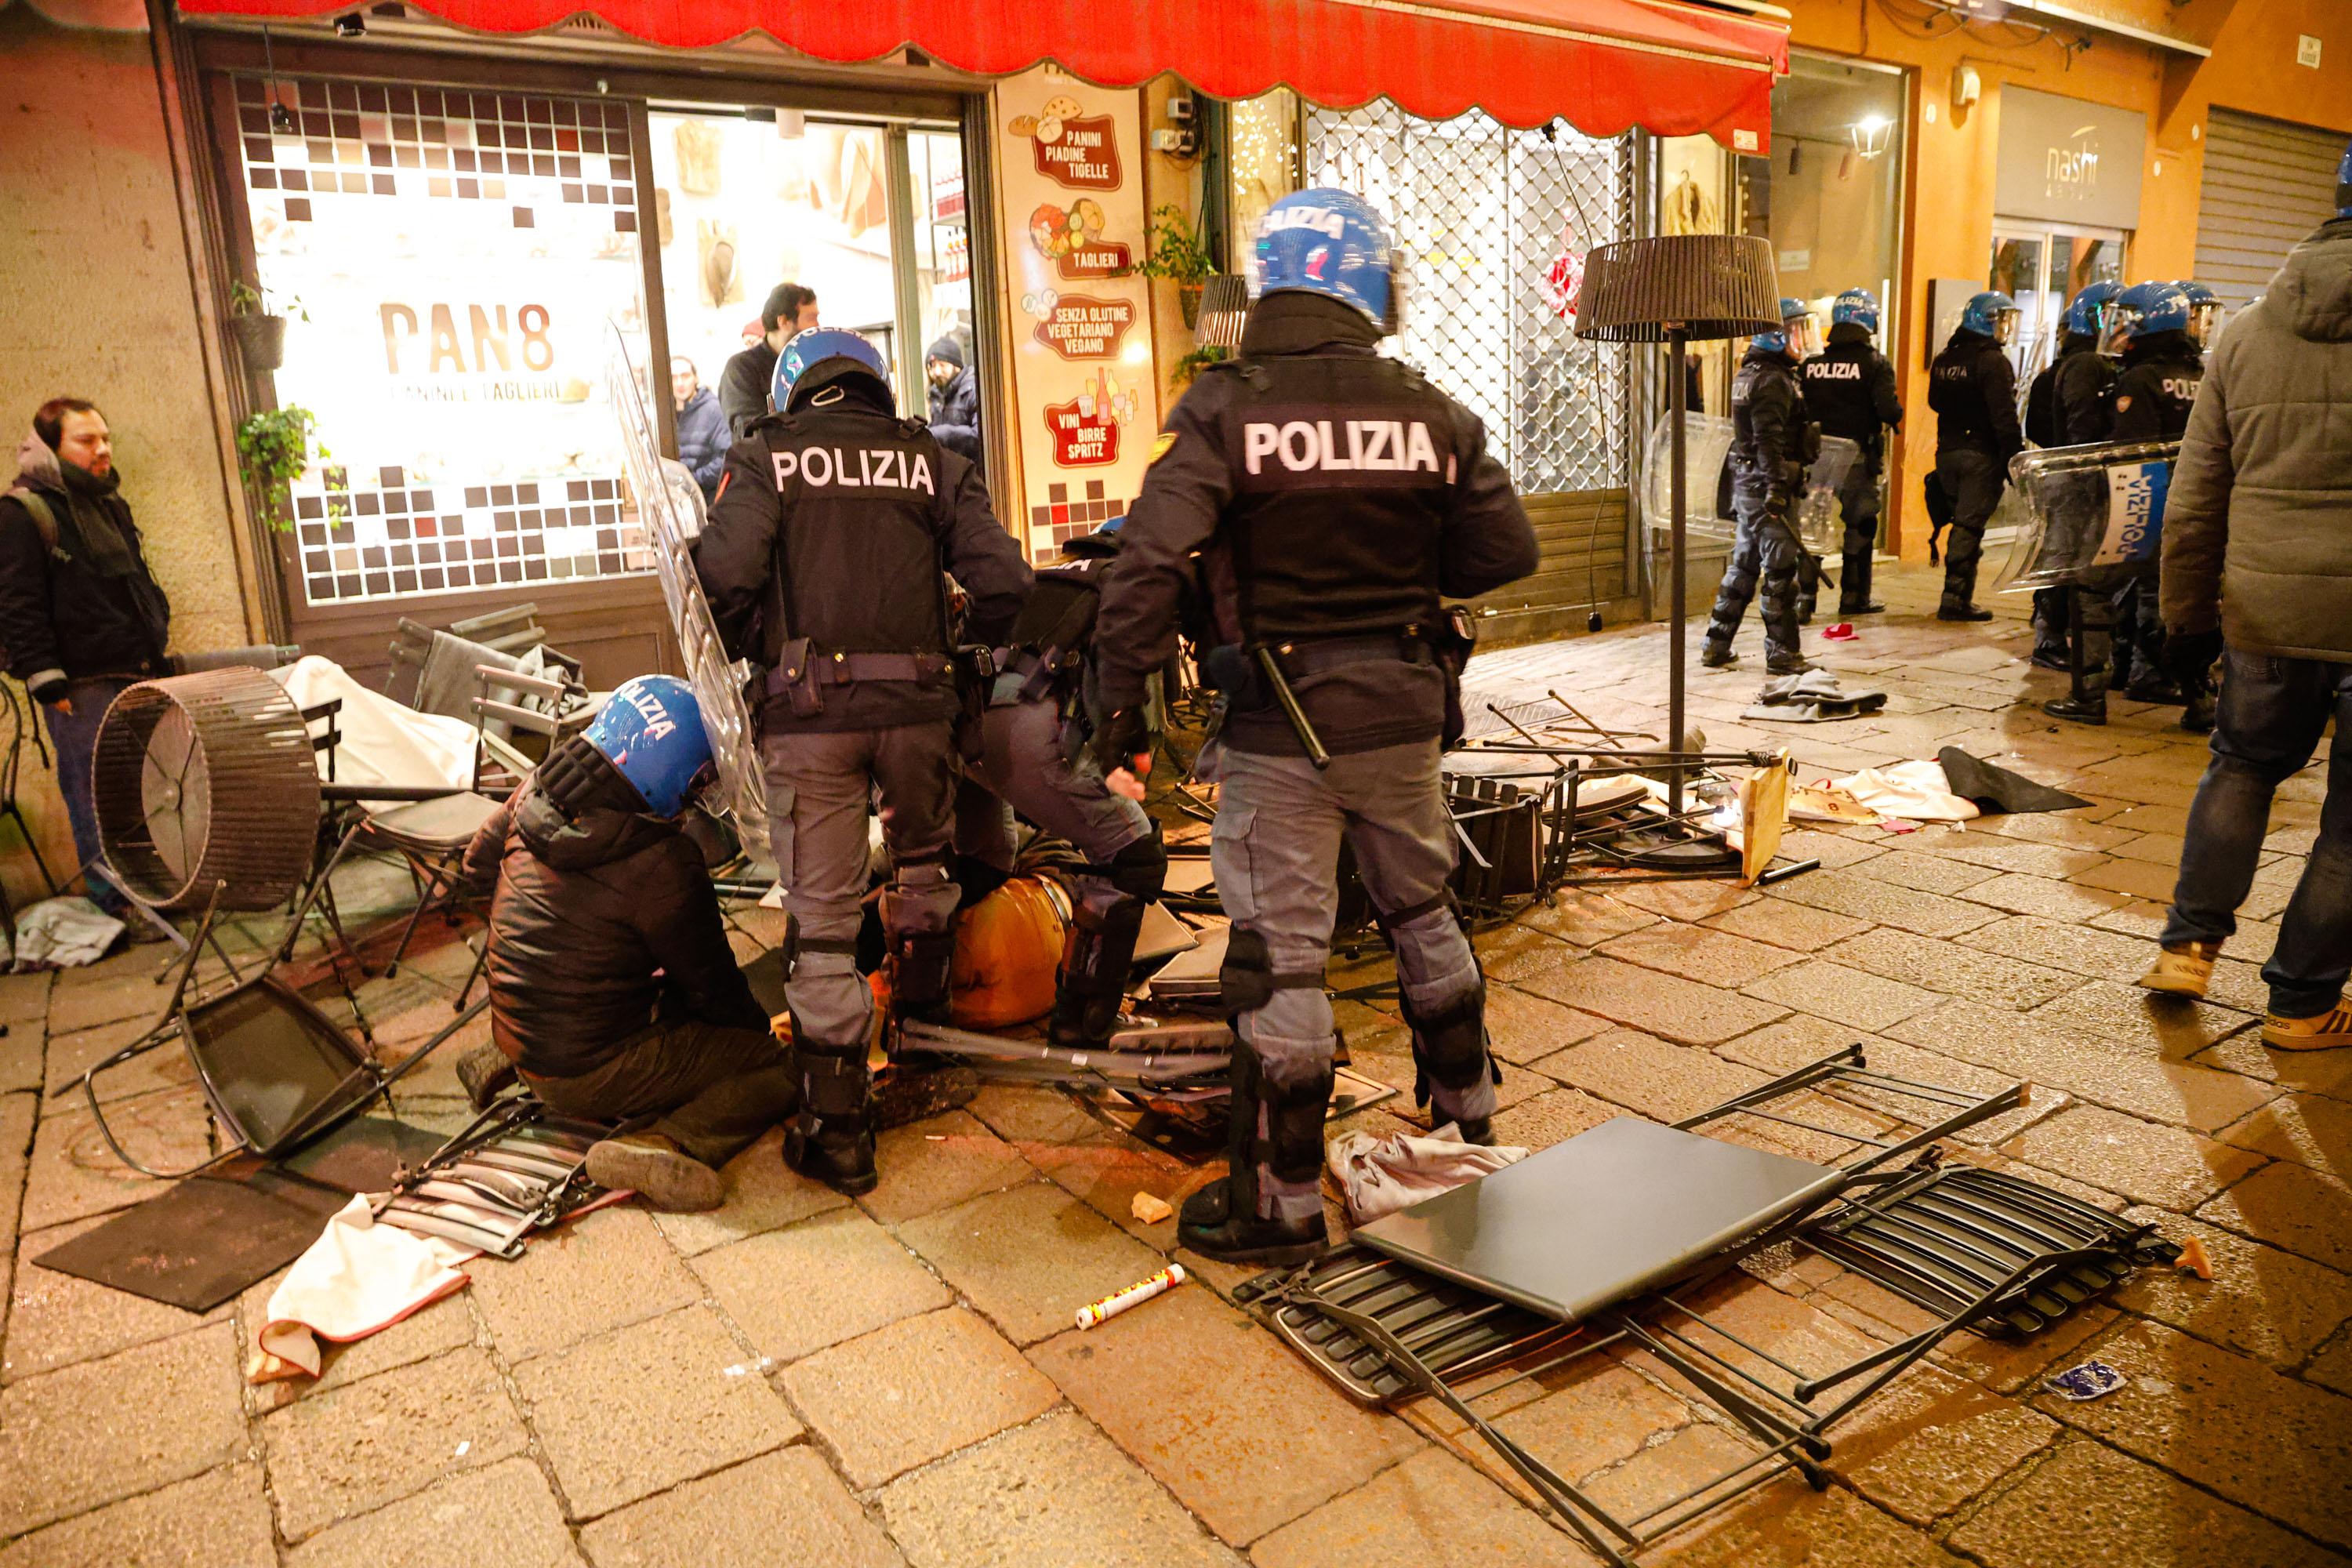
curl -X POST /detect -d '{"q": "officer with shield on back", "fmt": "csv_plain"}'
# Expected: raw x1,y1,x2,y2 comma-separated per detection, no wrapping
1799,288,1903,619
695,330,1032,1195
1701,297,1820,673
2042,281,2205,729
1088,189,1539,1265
956,521,1168,1051
2023,280,2122,670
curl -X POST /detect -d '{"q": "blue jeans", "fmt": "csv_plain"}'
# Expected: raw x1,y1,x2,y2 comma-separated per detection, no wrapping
2161,651,2352,1017
39,677,136,919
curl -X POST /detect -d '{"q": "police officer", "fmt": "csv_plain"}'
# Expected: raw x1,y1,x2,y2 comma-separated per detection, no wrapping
957,524,1167,1049
1800,288,1904,619
695,330,1032,1194
1927,290,2024,620
2023,281,2122,669
2047,283,2206,728
1702,298,1819,674
1089,190,1538,1265
2176,280,2227,351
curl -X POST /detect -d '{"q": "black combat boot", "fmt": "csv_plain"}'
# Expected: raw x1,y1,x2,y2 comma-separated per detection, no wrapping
1047,889,1148,1050
1700,642,1737,668
1937,602,1994,622
2180,692,2217,734
785,1038,877,1196
2042,692,2107,727
1178,1050,1330,1266
2030,642,2070,671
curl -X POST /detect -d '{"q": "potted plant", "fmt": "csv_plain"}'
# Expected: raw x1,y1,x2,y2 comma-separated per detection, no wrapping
227,280,305,373
1138,205,1218,329
1171,343,1230,390
234,405,325,528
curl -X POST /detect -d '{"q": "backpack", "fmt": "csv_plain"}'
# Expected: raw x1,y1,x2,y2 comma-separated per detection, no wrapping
0,488,61,675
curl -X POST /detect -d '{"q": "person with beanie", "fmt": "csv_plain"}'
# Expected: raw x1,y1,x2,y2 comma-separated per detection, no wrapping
925,333,982,469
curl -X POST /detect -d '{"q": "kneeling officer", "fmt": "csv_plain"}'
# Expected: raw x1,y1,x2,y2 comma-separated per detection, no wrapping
463,677,793,1213
1091,189,1539,1264
695,331,1030,1194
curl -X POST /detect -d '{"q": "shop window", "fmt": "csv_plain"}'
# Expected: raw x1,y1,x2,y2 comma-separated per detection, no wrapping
231,77,654,607
1736,56,1907,357
1990,228,2125,382
1297,103,1635,498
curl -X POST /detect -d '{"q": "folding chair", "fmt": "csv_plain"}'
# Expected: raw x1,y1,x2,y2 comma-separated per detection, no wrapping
2,681,60,951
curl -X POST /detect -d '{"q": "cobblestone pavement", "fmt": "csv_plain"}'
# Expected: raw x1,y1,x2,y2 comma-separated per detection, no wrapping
2,564,2348,1566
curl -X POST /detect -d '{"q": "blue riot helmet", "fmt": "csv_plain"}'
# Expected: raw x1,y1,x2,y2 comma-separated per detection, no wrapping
771,328,892,415
1254,188,1399,336
583,675,714,818
2098,281,2190,357
2339,134,2352,216
1959,290,2021,344
2175,281,2225,347
1830,288,1881,336
2063,280,2122,339
1752,298,1817,359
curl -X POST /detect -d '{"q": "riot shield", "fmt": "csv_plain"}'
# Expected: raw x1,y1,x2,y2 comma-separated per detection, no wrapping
1640,412,1860,554
605,326,770,858
1990,438,2178,593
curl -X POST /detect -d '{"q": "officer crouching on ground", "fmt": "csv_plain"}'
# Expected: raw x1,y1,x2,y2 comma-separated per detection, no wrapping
1799,288,1903,619
1089,189,1539,1265
1702,298,1820,675
461,677,793,1213
2045,281,2206,729
958,522,1167,1049
695,330,1031,1195
1926,291,2024,621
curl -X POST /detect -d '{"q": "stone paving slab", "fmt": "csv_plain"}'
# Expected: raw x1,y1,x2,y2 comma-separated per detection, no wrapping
1742,959,1944,1033
881,1410,1240,1568
0,1026,41,1098
283,1457,583,1568
1022,1134,1200,1250
579,1449,906,1568
0,1461,274,1568
1698,896,1872,953
1513,956,1788,1046
261,1343,528,1541
1762,869,1998,939
858,1109,1035,1226
2002,1104,2267,1211
2111,1207,2352,1368
1027,1284,1421,1546
1249,1446,1594,1567
1599,924,1804,989
16,1088,213,1234
1481,982,1612,1065
2213,1089,2352,1174
238,1276,477,1416
515,1304,800,1520
1828,1363,2057,1525
463,1207,703,1363
2194,1159,2352,1276
0,1323,245,1537
897,1180,1165,1347
782,1307,1059,1489
690,1208,950,1364
1820,927,2082,1011
648,1127,848,1257
2031,1317,2352,1548
1526,1027,1766,1122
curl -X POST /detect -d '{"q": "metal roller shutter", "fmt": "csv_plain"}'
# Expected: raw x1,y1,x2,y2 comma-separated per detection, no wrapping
2195,110,2343,312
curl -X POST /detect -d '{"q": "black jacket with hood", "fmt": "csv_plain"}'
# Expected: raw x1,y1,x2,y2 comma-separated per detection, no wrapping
462,737,767,1078
0,432,171,701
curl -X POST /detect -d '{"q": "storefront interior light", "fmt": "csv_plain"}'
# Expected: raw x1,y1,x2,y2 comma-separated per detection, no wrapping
1849,115,1892,159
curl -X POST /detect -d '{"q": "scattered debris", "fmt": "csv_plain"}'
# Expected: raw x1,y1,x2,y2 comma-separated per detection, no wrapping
2045,1360,2129,1402
1076,1263,1187,1330
1131,1191,1174,1225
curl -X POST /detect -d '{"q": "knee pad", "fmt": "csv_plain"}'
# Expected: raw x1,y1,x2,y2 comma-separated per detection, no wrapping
1220,925,1275,1016
779,913,860,982
1401,975,1496,1102
1104,832,1167,902
793,1040,869,1121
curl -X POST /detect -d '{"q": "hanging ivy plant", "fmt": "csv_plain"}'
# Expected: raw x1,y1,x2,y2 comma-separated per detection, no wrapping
234,406,325,529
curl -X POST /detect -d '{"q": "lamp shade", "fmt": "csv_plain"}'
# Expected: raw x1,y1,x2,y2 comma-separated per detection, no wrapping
1574,234,1782,343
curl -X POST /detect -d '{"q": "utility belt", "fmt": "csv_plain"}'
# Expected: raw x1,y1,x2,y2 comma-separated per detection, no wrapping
985,644,1080,710
1206,609,1479,748
759,635,961,720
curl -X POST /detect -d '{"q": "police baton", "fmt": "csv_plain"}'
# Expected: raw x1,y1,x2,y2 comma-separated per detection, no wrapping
1255,646,1331,771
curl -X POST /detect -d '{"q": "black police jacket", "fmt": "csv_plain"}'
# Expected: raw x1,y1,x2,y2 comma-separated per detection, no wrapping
1798,327,1902,472
2049,337,2118,445
1093,292,1537,757
1929,329,2024,461
1730,345,1815,510
2107,332,2203,445
694,391,1032,734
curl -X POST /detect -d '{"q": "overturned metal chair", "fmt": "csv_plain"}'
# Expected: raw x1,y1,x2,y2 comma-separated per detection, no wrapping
1239,1046,2176,1564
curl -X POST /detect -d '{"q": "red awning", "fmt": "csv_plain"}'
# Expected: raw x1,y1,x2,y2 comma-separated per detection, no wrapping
177,0,1786,151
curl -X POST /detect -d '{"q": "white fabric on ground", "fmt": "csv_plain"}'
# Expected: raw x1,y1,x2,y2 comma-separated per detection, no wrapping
8,896,124,970
1835,759,1980,822
254,1194,474,1380
272,655,477,793
1327,1123,1530,1223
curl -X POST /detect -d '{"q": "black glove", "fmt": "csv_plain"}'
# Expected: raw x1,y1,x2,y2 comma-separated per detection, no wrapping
2165,628,2223,684
1087,706,1151,779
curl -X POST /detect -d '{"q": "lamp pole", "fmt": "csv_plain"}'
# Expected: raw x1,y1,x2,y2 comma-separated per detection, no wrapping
1666,323,1688,816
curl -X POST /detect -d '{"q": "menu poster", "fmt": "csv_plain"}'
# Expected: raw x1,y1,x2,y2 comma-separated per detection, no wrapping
994,69,1158,561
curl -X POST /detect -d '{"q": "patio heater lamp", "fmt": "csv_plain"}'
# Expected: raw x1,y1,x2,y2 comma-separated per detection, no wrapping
1573,234,1781,817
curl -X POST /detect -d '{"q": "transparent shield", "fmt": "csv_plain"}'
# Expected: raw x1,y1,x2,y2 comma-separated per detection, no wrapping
1987,438,2180,593
606,324,770,858
1641,415,1859,554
